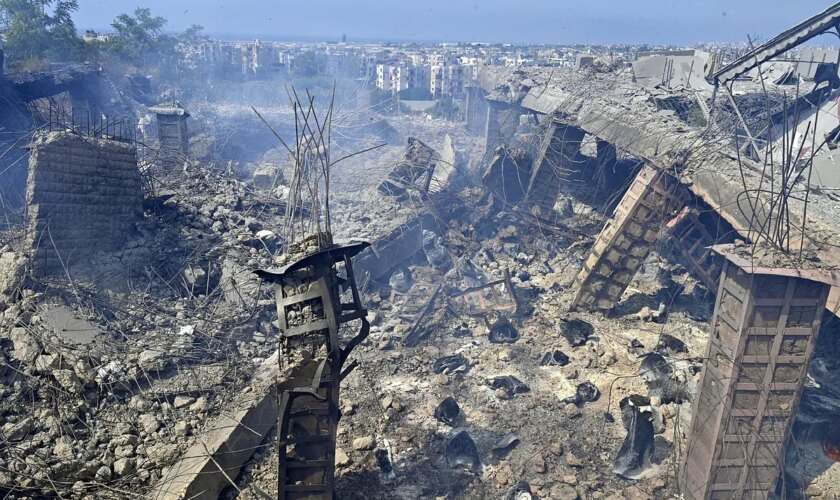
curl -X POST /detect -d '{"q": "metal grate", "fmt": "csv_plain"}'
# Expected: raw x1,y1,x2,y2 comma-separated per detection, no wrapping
45,105,137,144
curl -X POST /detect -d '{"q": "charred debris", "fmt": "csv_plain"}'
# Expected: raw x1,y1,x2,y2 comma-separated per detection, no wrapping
2,4,840,500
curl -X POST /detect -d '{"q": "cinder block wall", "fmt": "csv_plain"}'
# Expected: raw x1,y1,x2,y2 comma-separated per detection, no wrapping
26,131,142,274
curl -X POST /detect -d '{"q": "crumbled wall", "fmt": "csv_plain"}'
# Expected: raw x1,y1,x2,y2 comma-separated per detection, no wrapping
27,131,142,274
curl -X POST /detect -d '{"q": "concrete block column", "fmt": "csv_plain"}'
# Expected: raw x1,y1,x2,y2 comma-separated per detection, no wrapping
149,102,190,169
465,86,488,136
571,165,682,310
680,248,834,499
483,103,502,161
524,121,584,213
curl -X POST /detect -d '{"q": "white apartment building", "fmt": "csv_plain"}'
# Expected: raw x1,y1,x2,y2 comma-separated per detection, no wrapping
430,64,466,98
377,64,432,94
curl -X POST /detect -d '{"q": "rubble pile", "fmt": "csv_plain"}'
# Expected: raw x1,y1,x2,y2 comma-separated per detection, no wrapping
4,29,840,498
0,160,291,497
235,165,715,498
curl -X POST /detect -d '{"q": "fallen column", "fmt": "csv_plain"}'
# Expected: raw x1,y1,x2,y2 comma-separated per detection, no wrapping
464,85,488,136
680,245,837,499
572,165,682,310
483,102,503,161
150,354,279,500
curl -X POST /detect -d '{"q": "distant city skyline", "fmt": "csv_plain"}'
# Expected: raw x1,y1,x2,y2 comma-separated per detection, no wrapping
74,1,840,46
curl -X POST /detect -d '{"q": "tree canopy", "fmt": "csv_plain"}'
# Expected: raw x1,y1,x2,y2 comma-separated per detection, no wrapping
0,0,84,67
0,2,202,74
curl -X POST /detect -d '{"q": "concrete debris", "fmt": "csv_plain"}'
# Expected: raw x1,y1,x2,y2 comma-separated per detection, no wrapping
5,13,840,498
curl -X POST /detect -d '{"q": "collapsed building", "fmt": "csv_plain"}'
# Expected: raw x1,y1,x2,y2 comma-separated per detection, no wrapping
2,4,840,500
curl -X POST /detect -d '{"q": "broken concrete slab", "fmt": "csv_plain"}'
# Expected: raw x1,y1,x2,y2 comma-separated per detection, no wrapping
150,352,278,500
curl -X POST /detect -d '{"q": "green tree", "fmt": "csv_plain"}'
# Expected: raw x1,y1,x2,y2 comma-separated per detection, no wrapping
107,7,171,67
0,0,83,67
178,24,206,45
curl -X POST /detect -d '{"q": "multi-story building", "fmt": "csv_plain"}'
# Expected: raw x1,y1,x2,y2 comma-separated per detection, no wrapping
431,64,466,98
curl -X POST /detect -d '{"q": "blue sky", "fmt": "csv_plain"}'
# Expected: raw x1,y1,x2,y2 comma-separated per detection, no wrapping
73,1,840,45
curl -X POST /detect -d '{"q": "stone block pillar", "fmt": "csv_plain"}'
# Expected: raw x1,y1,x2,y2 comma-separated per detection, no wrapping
571,165,682,310
680,248,834,499
27,131,141,275
524,121,584,213
149,102,190,168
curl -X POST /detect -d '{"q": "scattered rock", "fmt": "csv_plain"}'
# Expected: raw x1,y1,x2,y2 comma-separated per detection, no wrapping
138,349,168,372
189,397,209,412
174,395,196,409
138,414,160,434
4,417,33,442
113,458,135,476
335,448,351,467
9,327,40,363
352,436,375,451
95,466,112,482
565,451,583,467
532,454,547,473
173,421,191,436
552,484,579,500
52,437,74,459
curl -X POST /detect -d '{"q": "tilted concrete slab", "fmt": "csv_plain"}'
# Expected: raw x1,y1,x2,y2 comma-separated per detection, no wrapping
150,352,279,500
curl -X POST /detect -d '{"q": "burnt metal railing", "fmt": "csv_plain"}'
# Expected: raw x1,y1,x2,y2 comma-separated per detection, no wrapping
45,105,137,144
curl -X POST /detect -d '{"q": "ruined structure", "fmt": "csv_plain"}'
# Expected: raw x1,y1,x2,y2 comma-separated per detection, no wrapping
150,102,190,167
258,236,370,499
571,166,683,310
682,247,836,499
5,4,840,499
27,131,142,274
0,64,131,210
